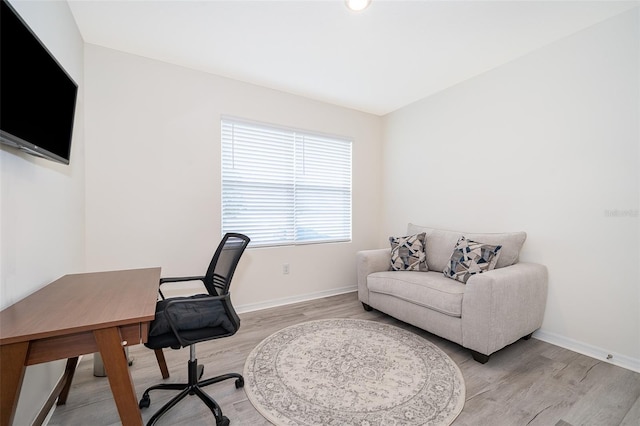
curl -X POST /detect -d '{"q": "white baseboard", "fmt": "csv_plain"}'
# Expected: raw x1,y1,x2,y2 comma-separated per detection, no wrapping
534,329,640,373
42,405,56,426
235,285,357,314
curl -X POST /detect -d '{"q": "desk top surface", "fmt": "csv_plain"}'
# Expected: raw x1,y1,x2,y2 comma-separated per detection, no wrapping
0,268,161,345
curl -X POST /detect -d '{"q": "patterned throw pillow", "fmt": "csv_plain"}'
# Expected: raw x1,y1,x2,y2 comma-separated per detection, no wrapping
389,233,428,271
443,236,502,283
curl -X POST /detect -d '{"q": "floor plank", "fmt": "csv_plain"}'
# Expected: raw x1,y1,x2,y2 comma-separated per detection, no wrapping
48,292,640,426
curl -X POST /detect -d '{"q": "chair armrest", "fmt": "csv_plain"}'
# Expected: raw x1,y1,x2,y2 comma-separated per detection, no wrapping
461,262,548,355
356,248,391,304
158,276,206,300
159,276,206,284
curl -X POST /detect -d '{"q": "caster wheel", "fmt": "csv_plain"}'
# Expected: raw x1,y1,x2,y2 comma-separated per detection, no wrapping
235,377,244,389
217,415,230,426
138,394,150,409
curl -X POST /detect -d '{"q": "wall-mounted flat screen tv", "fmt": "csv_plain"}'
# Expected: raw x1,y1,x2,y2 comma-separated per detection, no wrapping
1,0,78,165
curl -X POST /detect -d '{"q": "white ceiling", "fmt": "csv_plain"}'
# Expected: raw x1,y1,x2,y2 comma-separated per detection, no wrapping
67,0,639,115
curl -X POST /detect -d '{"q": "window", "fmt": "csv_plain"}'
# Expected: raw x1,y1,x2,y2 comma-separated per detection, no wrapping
221,118,352,247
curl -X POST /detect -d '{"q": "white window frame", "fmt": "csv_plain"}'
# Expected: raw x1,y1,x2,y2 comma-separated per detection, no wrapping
221,117,352,248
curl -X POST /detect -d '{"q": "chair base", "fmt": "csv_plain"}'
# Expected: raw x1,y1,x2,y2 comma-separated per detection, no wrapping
140,355,243,426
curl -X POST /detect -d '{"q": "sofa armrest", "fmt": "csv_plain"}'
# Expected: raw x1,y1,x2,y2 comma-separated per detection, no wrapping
461,262,548,356
356,248,391,304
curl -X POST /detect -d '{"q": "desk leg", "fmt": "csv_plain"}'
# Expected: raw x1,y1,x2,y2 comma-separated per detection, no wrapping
154,349,170,379
94,328,143,426
0,342,29,426
57,357,80,405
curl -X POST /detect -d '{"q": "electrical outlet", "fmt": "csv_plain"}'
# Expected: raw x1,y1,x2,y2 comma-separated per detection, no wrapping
283,263,290,274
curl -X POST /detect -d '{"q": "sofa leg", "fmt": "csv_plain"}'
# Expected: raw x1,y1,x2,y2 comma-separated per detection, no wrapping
361,302,373,312
470,350,490,364
522,333,533,340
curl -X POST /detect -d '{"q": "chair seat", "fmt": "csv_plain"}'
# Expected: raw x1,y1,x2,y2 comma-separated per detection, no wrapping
145,295,236,350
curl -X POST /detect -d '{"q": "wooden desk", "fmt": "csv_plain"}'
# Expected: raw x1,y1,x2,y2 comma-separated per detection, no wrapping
0,268,161,426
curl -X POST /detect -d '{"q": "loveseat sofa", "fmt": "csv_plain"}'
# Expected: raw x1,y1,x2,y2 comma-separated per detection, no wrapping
357,223,548,363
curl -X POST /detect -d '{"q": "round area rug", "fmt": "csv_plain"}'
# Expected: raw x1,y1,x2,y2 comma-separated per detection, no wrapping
244,319,465,425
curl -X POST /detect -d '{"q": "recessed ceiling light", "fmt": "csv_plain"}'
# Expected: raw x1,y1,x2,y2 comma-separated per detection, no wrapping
345,0,371,12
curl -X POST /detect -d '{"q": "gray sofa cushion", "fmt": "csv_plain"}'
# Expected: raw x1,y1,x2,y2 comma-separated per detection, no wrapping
407,223,526,271
367,271,465,317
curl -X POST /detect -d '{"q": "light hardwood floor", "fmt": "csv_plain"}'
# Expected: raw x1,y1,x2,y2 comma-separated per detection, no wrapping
49,292,640,426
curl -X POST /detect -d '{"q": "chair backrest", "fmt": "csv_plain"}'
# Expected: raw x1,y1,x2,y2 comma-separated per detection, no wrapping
203,233,250,297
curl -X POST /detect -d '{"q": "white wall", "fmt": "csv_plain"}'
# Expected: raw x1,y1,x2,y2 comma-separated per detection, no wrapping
84,45,383,309
0,1,85,424
382,9,639,368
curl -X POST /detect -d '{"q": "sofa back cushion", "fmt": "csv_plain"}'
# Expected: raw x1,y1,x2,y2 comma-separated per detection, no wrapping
407,223,527,272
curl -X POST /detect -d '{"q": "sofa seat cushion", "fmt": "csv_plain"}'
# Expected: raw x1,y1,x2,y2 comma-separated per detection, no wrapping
367,271,466,318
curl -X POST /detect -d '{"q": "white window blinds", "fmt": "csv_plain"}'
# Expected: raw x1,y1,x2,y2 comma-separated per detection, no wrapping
221,118,352,247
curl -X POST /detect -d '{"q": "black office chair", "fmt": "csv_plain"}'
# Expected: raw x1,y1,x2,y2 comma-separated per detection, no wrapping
139,233,250,426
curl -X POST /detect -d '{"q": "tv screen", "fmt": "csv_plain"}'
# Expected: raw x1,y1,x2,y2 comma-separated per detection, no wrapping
1,0,78,165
